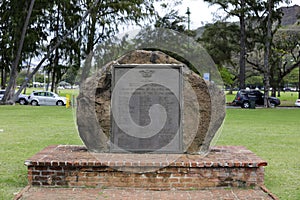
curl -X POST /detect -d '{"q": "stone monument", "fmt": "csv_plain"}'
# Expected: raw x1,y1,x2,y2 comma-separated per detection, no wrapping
22,28,270,194
76,50,226,154
24,50,268,191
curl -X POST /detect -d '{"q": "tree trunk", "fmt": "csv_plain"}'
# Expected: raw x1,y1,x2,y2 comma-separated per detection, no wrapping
51,2,60,92
24,60,32,94
0,0,35,105
46,71,50,91
277,61,282,97
263,0,273,108
239,0,246,90
80,11,97,85
51,68,56,92
0,68,5,89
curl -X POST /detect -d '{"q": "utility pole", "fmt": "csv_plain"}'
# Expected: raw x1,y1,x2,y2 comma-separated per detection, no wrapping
186,7,191,49
186,7,191,31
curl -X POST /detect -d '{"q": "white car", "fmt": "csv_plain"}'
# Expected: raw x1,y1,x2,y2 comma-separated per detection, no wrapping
27,91,66,106
0,89,28,105
295,99,300,107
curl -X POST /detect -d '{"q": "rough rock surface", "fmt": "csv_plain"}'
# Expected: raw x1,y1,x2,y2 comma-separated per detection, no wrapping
77,50,225,154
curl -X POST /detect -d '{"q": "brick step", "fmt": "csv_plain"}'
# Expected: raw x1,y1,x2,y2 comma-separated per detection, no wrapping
15,186,278,200
25,145,267,190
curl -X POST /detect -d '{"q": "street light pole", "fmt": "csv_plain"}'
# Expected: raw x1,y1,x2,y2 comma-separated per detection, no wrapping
186,7,191,31
186,7,191,50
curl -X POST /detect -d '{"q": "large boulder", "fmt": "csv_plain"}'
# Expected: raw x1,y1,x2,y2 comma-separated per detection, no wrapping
77,50,225,154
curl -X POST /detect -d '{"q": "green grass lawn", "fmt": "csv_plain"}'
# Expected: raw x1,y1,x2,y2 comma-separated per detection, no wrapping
217,108,300,199
0,106,82,199
0,106,299,199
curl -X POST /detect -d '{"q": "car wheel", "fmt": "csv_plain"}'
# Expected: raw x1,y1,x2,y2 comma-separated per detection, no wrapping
19,98,27,105
31,100,38,106
56,100,64,106
270,102,276,107
242,101,250,109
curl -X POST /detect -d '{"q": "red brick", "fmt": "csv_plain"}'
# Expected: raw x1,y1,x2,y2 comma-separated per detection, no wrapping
171,183,185,188
168,178,179,183
33,166,48,171
179,177,193,183
56,172,65,176
31,181,42,186
186,173,201,178
41,171,54,176
29,171,40,176
156,173,171,178
85,172,99,177
184,183,200,188
171,173,186,178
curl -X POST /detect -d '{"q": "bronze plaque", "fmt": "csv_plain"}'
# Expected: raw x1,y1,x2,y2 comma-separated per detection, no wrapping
111,64,183,153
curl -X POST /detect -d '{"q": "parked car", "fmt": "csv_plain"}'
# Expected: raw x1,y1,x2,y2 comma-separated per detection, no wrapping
17,93,28,105
0,89,28,105
0,90,4,100
27,91,66,106
233,89,281,108
295,99,300,107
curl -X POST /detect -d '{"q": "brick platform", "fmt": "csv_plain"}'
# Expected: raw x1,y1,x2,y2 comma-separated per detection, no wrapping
24,145,267,190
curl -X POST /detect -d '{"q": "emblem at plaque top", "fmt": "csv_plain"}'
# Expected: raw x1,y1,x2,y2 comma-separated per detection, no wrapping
139,69,155,78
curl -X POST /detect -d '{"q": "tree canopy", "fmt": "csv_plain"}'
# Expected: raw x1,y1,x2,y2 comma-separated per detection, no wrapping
202,0,299,104
0,0,159,104
0,0,299,105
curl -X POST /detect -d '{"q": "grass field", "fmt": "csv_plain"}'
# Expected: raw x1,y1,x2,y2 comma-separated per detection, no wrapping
0,106,299,199
0,106,82,199
217,108,300,199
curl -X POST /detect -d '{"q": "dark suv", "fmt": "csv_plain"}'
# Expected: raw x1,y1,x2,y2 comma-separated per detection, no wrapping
233,89,280,108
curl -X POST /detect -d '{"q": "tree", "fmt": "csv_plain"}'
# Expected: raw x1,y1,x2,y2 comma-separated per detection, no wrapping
154,2,186,33
12,0,102,103
203,0,261,89
1,0,160,105
272,25,300,97
1,0,36,104
262,0,274,107
0,0,51,103
204,0,293,107
0,1,11,89
199,21,240,90
80,0,157,83
46,0,81,92
245,0,292,106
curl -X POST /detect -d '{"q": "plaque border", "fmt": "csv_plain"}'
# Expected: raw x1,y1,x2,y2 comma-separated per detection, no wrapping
111,64,183,153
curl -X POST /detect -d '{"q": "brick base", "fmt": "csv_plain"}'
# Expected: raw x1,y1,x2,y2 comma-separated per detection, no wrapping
25,145,267,190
